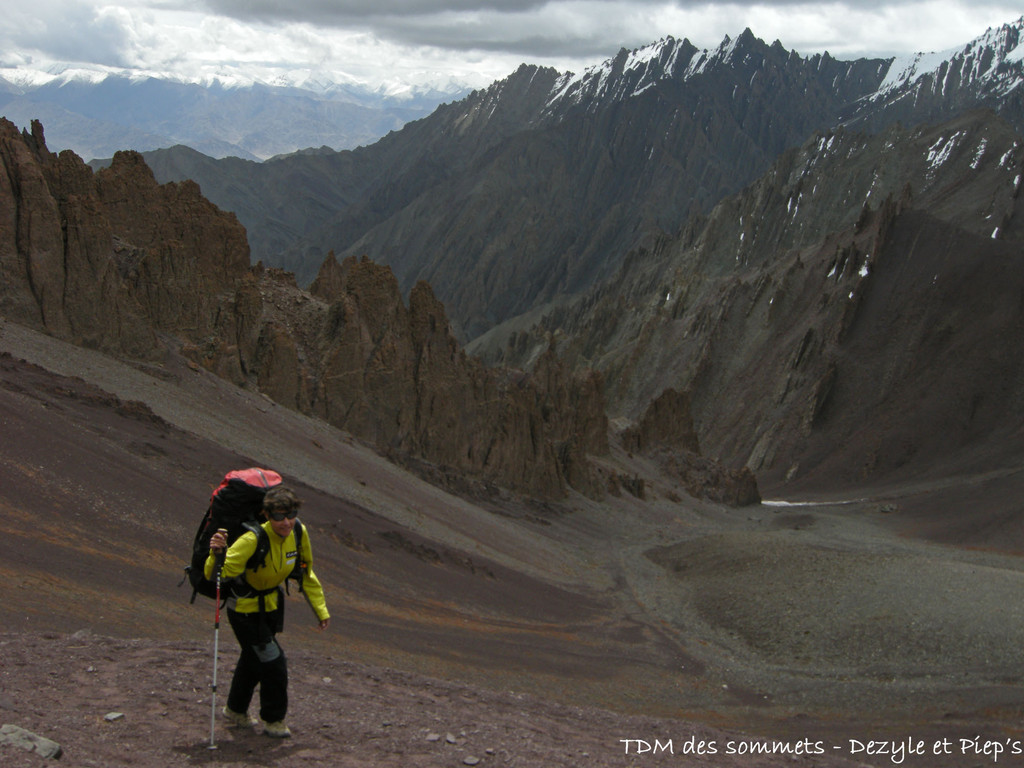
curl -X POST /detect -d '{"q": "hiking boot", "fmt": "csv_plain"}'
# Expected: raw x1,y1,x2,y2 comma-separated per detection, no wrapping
263,720,291,738
222,706,257,728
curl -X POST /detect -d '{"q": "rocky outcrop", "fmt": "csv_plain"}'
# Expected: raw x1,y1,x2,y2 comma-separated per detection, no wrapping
621,388,701,455
300,254,609,498
0,118,252,363
94,150,251,340
0,121,617,500
0,723,62,760
622,388,760,506
0,121,155,356
198,252,612,498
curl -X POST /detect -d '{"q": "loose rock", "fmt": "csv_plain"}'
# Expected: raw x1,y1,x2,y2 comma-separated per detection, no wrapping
0,724,63,760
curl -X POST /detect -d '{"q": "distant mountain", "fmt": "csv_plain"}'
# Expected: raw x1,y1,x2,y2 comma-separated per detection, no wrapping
139,17,1024,343
0,67,471,161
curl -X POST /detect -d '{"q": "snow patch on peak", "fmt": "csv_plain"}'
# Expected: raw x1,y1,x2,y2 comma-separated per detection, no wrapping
877,49,956,94
546,31,764,113
548,36,684,105
623,39,671,72
875,16,1024,97
685,33,747,78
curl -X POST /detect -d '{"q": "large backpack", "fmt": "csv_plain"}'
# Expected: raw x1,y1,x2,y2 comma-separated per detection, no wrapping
185,467,283,602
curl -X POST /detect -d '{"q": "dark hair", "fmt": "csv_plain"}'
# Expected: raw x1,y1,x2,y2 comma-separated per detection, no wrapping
263,486,301,515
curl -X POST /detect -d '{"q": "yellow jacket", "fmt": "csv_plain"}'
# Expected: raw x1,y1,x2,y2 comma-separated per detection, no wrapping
204,520,329,622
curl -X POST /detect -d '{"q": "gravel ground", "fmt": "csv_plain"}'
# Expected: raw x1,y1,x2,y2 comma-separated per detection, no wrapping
4,319,1024,768
0,631,866,768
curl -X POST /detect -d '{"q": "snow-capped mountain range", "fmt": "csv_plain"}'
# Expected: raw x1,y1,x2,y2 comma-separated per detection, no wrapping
2,17,1022,163
545,16,1024,116
259,14,1024,337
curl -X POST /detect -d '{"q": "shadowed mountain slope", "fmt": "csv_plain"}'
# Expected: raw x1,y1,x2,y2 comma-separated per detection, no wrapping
483,108,1024,496
139,20,1024,344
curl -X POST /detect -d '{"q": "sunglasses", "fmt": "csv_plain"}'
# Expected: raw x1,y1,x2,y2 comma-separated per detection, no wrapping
267,509,299,521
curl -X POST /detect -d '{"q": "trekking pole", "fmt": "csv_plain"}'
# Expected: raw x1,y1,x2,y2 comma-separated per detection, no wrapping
209,529,228,750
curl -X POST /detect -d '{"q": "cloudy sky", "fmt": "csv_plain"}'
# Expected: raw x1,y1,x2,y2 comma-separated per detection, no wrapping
2,0,1022,90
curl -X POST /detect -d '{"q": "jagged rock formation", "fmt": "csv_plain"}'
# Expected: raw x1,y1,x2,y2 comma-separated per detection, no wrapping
254,254,611,498
0,120,249,360
495,109,1024,493
842,21,1024,131
0,118,640,501
622,388,760,505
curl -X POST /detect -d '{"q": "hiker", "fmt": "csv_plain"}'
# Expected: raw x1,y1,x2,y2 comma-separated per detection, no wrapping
206,486,330,738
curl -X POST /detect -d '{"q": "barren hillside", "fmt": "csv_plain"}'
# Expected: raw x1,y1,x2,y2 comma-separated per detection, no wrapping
3,320,1024,767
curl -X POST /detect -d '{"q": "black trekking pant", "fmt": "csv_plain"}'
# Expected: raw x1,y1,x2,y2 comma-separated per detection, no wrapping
226,608,288,723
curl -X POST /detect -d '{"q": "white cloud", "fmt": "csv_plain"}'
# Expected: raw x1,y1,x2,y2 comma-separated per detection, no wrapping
1,1,138,67
0,1,1021,88
195,0,1024,59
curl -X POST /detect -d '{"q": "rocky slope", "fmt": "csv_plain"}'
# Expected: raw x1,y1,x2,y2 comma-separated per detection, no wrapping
4,286,1024,768
6,631,862,768
482,107,1024,495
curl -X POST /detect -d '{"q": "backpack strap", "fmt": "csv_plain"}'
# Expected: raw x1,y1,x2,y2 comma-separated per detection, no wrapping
291,521,307,594
242,521,270,571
